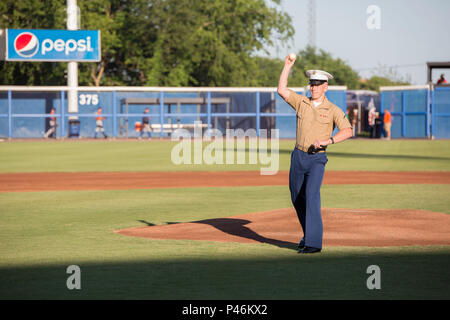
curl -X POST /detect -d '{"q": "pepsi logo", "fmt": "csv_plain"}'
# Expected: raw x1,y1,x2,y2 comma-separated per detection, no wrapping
14,32,39,58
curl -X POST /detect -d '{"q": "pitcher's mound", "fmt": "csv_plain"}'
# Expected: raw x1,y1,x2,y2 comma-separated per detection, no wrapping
115,208,450,247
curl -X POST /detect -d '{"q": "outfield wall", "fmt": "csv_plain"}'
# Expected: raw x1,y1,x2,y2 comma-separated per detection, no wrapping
0,86,347,139
1,85,448,139
380,85,450,139
432,86,450,139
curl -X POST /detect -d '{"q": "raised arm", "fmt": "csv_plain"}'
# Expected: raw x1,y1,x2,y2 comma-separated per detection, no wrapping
277,55,296,102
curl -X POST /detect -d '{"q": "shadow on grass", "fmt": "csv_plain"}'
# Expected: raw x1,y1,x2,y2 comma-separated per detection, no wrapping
137,220,156,226
1,249,449,299
138,218,297,251
194,218,297,250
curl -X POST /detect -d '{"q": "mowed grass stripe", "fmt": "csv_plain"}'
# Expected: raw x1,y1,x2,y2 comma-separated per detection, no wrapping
1,184,449,263
1,184,449,299
0,139,449,172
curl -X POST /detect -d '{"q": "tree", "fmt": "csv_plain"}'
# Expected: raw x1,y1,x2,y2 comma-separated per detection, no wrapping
77,0,127,86
248,57,283,87
359,76,410,92
0,0,294,87
0,0,67,85
288,46,360,88
358,64,411,91
119,0,294,86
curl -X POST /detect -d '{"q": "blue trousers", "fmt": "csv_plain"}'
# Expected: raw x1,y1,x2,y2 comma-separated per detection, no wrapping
289,148,328,249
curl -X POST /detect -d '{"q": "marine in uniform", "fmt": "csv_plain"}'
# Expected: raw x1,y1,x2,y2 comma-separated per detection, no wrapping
277,55,353,254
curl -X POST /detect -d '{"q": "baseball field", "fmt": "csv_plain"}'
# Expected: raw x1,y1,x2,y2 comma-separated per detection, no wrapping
1,138,450,300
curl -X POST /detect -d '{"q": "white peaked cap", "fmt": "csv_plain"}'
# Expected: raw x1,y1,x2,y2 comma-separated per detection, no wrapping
305,70,334,81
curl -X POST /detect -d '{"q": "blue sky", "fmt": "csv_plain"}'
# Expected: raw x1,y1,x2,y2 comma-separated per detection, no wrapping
266,0,450,84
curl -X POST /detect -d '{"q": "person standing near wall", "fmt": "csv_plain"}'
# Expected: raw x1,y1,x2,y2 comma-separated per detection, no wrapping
383,108,392,140
139,107,152,140
94,107,108,139
351,109,358,138
44,108,57,139
437,74,447,85
368,102,377,139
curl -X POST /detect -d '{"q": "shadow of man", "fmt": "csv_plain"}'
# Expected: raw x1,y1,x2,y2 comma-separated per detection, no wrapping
193,218,296,250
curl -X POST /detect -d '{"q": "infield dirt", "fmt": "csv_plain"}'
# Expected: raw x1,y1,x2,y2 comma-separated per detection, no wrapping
1,170,449,192
115,208,450,247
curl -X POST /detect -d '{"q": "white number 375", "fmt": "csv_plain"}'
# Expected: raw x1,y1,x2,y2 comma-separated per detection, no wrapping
79,94,99,106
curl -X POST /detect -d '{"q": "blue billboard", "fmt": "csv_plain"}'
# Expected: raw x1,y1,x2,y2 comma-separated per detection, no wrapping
5,29,100,62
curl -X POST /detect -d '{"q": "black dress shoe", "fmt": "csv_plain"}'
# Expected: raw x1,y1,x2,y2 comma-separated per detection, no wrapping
297,237,305,250
298,246,321,254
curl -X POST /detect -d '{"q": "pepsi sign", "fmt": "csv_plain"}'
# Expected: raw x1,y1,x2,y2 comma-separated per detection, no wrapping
4,29,100,62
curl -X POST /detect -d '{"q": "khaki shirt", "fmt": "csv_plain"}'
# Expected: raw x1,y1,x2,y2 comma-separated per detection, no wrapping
287,90,352,152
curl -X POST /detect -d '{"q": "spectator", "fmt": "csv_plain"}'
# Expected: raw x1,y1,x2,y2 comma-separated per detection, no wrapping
351,108,358,137
368,105,377,139
383,108,392,140
44,108,57,139
437,74,447,85
94,107,108,139
139,108,152,140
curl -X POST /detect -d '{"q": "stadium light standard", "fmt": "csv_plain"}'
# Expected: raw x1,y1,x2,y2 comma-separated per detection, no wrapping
67,0,79,115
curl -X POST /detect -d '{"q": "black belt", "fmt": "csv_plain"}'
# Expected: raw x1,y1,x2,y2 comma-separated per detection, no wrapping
307,144,327,154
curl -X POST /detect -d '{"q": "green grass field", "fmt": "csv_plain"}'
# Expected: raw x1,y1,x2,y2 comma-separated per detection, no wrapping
1,139,449,172
1,139,449,299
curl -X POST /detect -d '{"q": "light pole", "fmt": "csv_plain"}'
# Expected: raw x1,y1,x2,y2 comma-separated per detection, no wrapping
67,0,79,115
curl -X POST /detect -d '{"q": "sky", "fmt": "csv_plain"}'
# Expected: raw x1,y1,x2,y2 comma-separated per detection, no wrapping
266,0,450,84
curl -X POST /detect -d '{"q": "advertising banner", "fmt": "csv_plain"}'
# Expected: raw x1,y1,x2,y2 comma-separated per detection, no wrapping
3,29,100,62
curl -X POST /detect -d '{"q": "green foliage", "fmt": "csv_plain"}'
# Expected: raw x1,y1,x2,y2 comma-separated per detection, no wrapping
0,0,294,86
250,47,413,89
359,76,410,92
248,56,284,87
288,46,360,88
0,0,67,85
0,1,412,89
120,0,294,86
77,0,126,86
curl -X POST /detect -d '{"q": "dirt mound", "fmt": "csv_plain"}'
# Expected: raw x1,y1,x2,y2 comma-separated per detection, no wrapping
115,208,450,247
